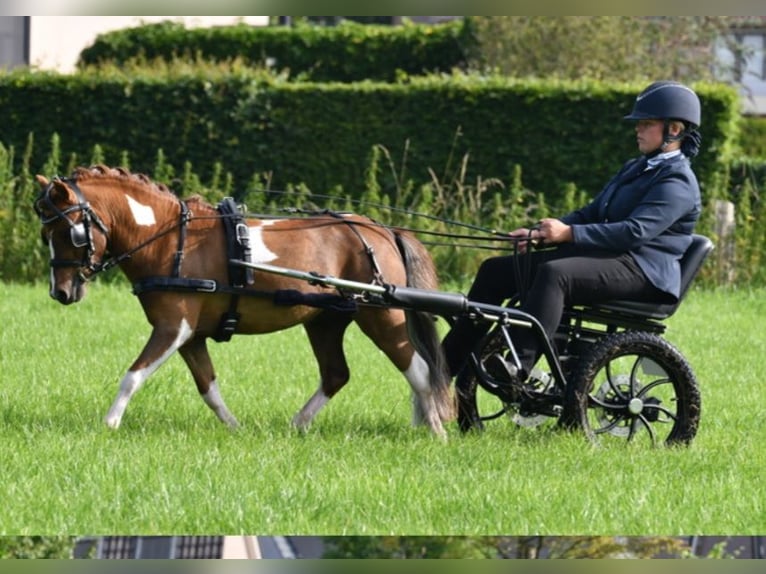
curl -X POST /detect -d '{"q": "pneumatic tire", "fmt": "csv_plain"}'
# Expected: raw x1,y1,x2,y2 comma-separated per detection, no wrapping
566,330,701,446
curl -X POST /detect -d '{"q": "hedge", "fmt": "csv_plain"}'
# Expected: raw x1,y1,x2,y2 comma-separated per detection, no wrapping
0,69,741,209
77,19,472,83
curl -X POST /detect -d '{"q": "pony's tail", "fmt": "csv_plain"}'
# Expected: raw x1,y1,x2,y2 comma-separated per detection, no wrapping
394,231,455,422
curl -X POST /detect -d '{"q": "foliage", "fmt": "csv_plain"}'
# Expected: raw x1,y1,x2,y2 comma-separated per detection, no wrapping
737,116,766,157
1,131,763,287
322,536,692,558
463,17,743,85
0,67,740,208
322,536,491,558
0,537,75,559
77,19,471,83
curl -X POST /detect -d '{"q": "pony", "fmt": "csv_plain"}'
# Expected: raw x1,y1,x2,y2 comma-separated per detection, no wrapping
34,165,454,438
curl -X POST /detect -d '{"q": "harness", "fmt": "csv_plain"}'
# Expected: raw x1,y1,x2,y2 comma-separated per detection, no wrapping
132,201,379,342
37,180,386,342
131,198,255,341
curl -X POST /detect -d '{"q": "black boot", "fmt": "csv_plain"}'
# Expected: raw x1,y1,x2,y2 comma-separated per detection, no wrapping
483,354,529,402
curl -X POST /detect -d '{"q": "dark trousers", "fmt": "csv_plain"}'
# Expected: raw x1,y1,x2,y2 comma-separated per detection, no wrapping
441,245,667,377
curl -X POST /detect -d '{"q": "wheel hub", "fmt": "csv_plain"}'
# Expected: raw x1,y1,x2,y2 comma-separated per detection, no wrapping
627,397,644,415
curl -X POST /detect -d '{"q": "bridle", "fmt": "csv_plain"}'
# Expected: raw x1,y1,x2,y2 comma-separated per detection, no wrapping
34,177,110,281
35,175,195,282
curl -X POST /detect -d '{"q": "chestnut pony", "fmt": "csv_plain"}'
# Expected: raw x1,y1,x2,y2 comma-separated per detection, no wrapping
34,166,454,438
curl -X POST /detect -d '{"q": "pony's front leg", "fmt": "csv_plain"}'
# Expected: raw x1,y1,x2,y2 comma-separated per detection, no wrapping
104,319,194,429
178,335,239,428
294,317,352,432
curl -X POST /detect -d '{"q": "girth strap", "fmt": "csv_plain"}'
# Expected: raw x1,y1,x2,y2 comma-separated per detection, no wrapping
214,197,255,342
132,278,357,312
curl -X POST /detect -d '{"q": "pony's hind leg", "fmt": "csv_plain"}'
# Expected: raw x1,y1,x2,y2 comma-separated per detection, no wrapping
104,320,194,429
178,335,239,428
356,309,448,440
292,314,352,432
403,351,448,440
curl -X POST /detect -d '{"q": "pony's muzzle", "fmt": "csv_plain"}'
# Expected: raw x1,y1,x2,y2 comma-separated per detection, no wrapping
50,276,86,305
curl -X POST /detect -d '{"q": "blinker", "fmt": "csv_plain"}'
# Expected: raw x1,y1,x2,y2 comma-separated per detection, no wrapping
70,222,88,248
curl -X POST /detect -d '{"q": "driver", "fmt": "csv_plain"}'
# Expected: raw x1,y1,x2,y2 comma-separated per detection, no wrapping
441,80,703,393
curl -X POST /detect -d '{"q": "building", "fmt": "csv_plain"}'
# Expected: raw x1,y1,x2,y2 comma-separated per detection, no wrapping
721,17,766,115
0,16,269,73
73,536,325,559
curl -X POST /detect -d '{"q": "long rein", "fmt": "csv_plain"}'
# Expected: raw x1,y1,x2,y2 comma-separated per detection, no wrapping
86,196,536,284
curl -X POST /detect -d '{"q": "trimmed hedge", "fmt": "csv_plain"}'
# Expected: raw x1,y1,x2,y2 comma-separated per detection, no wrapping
737,115,766,158
77,19,472,83
0,69,740,208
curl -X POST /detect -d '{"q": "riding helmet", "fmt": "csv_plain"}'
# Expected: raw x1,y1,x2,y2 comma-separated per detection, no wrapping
624,81,701,128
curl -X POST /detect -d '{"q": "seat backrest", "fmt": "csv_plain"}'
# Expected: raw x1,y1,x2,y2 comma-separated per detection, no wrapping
595,233,715,320
676,233,715,303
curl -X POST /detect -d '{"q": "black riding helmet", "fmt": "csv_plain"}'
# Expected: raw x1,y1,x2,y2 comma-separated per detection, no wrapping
625,81,702,154
624,81,701,127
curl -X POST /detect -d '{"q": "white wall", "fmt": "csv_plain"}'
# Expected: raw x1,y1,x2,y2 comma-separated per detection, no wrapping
29,16,268,73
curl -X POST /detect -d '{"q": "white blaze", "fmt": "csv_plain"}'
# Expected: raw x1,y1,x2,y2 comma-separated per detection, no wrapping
125,195,156,226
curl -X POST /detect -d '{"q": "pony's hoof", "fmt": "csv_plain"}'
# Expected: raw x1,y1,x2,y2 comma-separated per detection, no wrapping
103,413,122,429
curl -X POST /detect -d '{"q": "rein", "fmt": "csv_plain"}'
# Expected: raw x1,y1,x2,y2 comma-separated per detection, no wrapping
272,206,523,253
37,174,529,289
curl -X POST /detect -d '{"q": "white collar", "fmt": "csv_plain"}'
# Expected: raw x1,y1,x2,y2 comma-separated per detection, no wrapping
646,149,682,169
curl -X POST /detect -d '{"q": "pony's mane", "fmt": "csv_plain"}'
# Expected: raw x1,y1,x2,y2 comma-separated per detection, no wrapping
71,164,179,201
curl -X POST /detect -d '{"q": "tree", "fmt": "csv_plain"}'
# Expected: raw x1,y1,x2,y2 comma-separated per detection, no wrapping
0,536,75,559
323,536,494,558
322,536,691,558
463,16,745,86
492,536,689,559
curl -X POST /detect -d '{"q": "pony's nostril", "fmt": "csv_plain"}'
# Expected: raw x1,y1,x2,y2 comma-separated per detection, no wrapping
53,289,70,304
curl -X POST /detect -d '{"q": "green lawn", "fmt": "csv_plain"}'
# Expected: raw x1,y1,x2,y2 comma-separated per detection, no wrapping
1,282,764,535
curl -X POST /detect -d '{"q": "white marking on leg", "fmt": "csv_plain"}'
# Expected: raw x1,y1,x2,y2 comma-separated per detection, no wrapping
404,352,446,439
248,221,279,263
48,241,57,298
125,194,156,226
104,319,193,428
202,379,239,428
292,383,330,431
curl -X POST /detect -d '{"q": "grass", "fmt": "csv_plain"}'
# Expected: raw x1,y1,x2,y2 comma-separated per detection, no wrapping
1,282,764,535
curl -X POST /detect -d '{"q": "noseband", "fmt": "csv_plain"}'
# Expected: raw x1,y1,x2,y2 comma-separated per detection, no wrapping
35,177,110,279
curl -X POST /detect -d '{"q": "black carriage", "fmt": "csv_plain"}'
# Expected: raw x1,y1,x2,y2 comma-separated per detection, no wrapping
453,233,714,446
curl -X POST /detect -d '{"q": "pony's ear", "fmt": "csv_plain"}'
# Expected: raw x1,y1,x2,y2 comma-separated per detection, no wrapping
48,178,77,203
35,174,50,188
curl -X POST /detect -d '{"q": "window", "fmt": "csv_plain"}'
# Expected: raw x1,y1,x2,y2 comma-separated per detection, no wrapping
0,16,29,69
74,536,225,559
732,30,766,82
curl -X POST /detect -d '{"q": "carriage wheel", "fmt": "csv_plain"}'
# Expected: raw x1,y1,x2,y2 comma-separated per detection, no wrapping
565,330,701,446
456,328,560,432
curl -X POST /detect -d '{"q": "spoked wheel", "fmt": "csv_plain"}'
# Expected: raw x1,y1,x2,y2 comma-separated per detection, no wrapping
566,330,701,446
456,327,562,433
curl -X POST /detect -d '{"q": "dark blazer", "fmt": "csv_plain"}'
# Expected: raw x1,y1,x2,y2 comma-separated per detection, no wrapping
559,153,701,300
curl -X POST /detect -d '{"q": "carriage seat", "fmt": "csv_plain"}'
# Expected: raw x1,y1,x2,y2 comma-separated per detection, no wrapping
589,234,714,321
